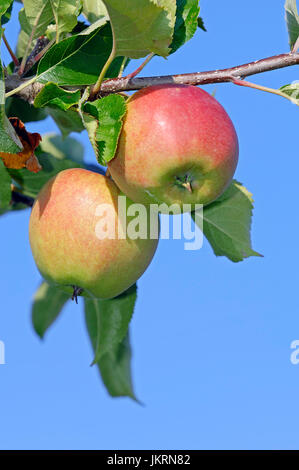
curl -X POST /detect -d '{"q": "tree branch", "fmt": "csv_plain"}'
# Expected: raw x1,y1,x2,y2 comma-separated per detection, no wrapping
11,191,34,207
100,52,299,93
5,74,43,104
5,51,299,103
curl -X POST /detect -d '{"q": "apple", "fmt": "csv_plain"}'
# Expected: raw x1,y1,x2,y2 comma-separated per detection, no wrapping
29,168,159,300
108,84,239,213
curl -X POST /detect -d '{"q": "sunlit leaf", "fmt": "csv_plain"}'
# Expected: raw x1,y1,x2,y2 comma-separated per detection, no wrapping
21,0,82,41
102,0,176,58
37,24,124,85
84,94,126,165
82,0,108,24
0,0,13,25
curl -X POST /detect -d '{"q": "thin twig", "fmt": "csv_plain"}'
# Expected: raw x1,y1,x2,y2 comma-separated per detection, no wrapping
2,32,20,67
91,28,116,98
18,10,43,76
124,52,155,80
230,77,299,106
118,57,128,78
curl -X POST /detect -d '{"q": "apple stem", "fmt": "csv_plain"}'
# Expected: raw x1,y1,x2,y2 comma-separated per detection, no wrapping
182,181,193,193
175,176,193,193
71,286,83,304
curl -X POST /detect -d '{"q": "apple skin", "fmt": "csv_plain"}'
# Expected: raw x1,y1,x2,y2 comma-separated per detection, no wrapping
108,84,239,213
29,168,159,299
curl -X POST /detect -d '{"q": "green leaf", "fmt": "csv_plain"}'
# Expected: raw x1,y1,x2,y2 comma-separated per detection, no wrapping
78,88,102,156
0,159,11,210
0,0,12,20
32,281,70,338
6,96,47,123
9,149,83,198
98,333,137,399
19,2,53,40
0,30,23,153
82,0,108,24
21,0,82,41
84,289,137,399
47,107,85,137
102,0,176,58
84,94,126,165
170,0,200,54
80,111,99,156
34,82,81,111
40,133,84,163
36,24,123,86
18,0,82,60
1,0,13,25
0,115,23,153
197,16,206,32
86,285,137,364
285,0,299,49
192,180,262,263
16,28,29,58
280,81,299,101
48,0,83,41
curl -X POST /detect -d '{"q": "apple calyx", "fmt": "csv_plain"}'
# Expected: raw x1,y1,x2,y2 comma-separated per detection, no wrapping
181,181,193,193
175,175,193,193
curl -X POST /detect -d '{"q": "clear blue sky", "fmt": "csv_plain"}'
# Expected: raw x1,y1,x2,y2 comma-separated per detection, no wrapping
1,1,299,450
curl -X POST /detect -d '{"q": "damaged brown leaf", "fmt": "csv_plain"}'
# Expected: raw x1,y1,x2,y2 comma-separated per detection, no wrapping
0,118,42,173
